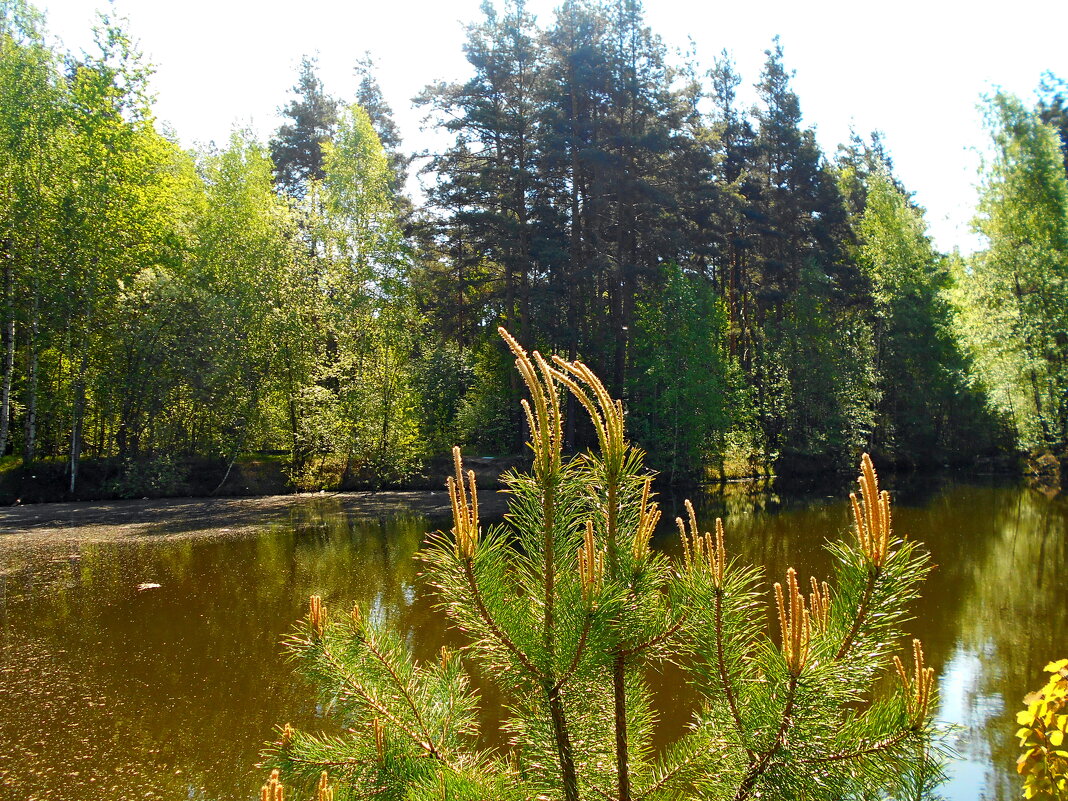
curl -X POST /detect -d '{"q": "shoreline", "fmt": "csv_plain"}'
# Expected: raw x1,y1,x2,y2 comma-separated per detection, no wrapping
0,489,508,547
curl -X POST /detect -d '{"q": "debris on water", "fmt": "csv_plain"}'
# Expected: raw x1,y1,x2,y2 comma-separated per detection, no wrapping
136,582,161,591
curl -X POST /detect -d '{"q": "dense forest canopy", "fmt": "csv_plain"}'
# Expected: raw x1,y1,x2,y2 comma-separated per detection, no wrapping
0,0,1065,493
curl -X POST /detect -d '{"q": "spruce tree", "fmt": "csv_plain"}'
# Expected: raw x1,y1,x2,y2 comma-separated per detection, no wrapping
263,328,945,801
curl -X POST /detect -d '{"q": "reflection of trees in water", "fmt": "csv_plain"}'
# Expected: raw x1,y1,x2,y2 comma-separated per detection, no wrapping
659,480,1067,801
934,487,1068,801
1,483,1062,801
0,501,440,801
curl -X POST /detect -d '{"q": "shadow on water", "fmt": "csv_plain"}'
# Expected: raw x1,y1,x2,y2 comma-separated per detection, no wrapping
0,478,1064,800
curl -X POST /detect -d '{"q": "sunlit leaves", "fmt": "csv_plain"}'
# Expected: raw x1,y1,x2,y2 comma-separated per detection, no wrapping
956,91,1068,450
1017,660,1068,799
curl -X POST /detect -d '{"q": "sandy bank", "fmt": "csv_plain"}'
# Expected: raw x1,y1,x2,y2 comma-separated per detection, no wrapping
0,490,507,547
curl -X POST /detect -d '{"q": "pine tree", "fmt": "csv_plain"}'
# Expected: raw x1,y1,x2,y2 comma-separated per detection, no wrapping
270,56,338,199
264,329,945,801
745,39,867,467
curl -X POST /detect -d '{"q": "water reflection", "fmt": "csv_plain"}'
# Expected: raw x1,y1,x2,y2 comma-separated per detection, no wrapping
0,481,1064,801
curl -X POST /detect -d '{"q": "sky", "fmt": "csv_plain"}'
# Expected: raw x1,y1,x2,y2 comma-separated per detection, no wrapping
37,0,1068,254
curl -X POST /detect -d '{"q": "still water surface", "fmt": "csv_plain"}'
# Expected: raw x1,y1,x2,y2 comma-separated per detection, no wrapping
0,476,1065,800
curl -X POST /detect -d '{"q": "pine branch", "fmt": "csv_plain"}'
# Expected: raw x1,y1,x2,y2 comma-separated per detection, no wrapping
732,673,800,801
798,730,909,764
317,642,431,754
617,615,687,659
835,566,878,661
633,729,734,801
360,630,441,758
461,556,546,681
714,586,751,761
551,611,593,693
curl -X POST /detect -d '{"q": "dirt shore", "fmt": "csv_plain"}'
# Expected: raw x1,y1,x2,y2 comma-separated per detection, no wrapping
0,490,507,547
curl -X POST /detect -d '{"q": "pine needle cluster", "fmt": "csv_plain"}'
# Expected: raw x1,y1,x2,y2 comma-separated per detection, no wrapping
262,328,945,801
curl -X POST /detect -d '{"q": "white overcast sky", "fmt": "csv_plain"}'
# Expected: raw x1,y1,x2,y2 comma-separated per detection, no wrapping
37,0,1068,254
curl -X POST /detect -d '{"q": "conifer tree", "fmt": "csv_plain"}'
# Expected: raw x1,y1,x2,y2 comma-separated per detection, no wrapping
271,56,338,199
264,329,945,801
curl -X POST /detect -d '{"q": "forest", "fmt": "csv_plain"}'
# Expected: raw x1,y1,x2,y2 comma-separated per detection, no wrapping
1,0,1067,496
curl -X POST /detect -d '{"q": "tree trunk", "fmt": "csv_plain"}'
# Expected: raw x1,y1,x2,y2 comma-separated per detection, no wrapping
69,347,88,494
0,258,15,457
22,281,38,464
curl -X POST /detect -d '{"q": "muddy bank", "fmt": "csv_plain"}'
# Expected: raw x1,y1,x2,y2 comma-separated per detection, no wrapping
0,489,508,547
0,454,526,506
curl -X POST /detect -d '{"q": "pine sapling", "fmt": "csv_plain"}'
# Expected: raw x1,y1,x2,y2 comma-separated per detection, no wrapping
262,327,945,801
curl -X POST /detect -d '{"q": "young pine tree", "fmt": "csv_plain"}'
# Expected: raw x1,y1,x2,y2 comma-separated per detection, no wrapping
263,328,944,801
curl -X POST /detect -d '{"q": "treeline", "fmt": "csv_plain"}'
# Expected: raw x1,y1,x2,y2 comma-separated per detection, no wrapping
0,2,423,494
0,0,1065,495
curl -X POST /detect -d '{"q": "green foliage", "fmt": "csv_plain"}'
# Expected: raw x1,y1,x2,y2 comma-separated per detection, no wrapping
266,334,944,801
844,159,997,463
411,340,475,456
103,453,183,498
761,263,877,467
1017,659,1068,799
0,2,433,492
454,339,516,454
270,56,338,197
956,91,1068,450
0,0,1015,493
628,265,729,482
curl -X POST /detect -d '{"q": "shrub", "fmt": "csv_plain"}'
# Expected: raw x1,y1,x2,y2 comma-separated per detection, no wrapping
262,328,944,801
1017,659,1068,799
104,454,185,498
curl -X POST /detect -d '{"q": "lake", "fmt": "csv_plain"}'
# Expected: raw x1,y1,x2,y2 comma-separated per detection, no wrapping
0,475,1064,800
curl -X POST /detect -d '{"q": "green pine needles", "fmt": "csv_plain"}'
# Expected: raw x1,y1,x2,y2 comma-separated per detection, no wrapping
263,327,945,801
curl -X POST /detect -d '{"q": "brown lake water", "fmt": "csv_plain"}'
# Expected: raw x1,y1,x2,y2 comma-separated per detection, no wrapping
0,476,1065,800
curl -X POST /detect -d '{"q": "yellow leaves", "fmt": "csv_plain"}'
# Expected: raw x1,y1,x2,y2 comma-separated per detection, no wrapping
1017,657,1068,800
631,477,660,563
808,576,832,634
499,328,564,476
676,500,726,588
373,717,386,764
316,771,334,801
894,639,935,729
549,352,627,471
